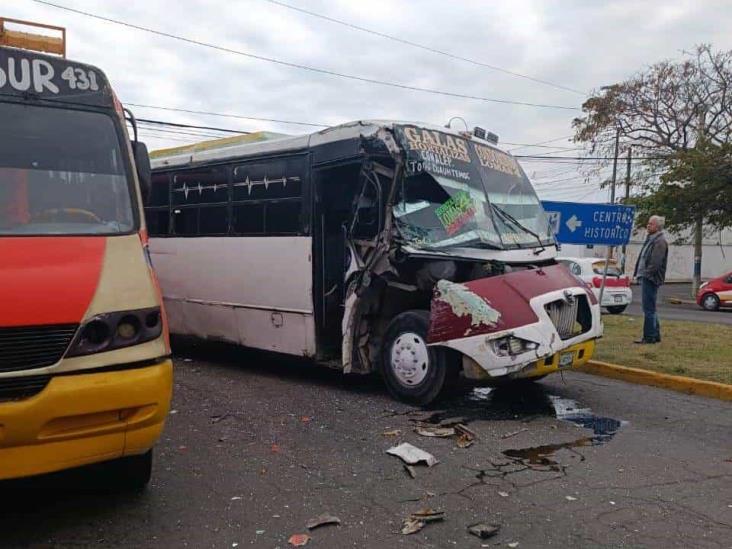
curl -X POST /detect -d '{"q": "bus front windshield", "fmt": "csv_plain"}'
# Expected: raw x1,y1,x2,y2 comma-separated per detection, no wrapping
0,102,135,236
393,132,553,251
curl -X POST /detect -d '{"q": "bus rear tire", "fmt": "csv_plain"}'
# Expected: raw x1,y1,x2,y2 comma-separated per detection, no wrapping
104,450,153,491
381,310,450,406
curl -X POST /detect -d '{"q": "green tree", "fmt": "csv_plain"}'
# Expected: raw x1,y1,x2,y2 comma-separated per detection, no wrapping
573,45,732,290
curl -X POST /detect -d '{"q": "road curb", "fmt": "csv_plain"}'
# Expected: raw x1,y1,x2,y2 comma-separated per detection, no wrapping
579,360,732,401
666,297,697,305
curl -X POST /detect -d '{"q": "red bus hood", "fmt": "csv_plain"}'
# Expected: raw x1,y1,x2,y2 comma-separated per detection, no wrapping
428,264,587,343
0,237,106,327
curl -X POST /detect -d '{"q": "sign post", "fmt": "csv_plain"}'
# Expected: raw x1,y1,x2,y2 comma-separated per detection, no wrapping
541,201,636,307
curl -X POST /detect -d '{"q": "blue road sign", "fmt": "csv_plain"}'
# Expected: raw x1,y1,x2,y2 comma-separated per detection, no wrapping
541,201,636,246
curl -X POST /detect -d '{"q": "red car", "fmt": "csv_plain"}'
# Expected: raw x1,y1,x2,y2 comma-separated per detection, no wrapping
696,271,732,311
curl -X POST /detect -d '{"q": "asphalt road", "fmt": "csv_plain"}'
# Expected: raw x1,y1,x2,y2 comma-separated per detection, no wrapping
622,283,732,325
2,344,731,549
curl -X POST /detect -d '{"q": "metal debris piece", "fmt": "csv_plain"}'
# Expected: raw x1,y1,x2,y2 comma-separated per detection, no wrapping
306,513,341,530
403,464,417,479
455,423,477,448
382,429,402,437
411,508,445,523
468,523,500,539
456,433,474,448
387,443,439,467
501,427,529,439
415,426,456,438
288,533,311,546
401,509,445,535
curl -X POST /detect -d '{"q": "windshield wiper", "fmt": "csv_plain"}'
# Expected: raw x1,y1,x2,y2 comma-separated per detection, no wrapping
490,202,546,256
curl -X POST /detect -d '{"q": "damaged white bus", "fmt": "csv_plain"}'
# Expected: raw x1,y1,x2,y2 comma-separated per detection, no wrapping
146,121,602,404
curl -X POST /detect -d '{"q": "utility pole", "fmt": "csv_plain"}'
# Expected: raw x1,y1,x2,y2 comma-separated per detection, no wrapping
692,108,706,296
621,145,632,273
600,128,621,305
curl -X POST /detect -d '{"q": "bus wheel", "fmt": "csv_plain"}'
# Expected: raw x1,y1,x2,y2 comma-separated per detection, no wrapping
381,310,448,406
104,450,153,491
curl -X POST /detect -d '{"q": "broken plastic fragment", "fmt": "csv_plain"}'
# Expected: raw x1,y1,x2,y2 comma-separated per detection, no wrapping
306,513,341,530
401,518,424,535
387,443,439,467
565,495,577,501
288,534,311,546
415,426,456,438
498,491,509,498
468,523,500,539
381,429,402,437
401,509,444,535
404,464,417,479
508,542,519,548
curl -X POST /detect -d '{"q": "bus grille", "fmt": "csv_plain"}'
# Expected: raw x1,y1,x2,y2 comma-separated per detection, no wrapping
0,374,51,402
545,297,580,340
0,324,78,373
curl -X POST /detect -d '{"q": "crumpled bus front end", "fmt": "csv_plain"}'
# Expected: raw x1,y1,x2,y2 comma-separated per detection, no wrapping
427,264,602,382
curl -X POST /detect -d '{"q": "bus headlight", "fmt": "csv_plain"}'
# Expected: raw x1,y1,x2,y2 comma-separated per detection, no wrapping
66,307,162,357
491,336,539,357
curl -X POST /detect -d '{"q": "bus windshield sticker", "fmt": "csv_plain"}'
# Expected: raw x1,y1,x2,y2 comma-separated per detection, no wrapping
394,125,480,183
435,191,477,236
472,143,521,177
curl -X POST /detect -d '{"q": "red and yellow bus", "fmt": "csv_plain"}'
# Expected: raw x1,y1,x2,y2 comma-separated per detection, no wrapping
0,19,172,487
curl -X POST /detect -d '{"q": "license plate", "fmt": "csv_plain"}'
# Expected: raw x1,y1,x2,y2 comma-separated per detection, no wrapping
559,352,574,368
614,295,623,303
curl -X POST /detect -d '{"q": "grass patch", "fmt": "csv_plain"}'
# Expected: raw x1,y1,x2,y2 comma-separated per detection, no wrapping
593,316,732,385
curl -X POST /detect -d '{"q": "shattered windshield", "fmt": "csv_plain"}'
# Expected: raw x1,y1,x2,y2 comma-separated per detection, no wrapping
393,125,553,251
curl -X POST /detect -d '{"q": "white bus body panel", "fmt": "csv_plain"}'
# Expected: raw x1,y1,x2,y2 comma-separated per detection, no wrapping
150,237,316,357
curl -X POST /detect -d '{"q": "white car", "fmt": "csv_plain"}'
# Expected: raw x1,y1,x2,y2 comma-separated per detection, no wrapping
558,257,633,314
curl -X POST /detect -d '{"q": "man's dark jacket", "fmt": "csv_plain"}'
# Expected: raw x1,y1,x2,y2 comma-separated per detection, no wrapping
634,232,668,286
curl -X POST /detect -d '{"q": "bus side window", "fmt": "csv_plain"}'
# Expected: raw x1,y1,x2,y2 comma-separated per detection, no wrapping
170,167,229,236
144,172,171,236
231,156,305,236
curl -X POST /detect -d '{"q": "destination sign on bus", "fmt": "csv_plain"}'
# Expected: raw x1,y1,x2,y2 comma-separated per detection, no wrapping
0,47,110,106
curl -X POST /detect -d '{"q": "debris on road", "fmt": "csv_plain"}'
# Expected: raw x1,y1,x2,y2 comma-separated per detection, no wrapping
403,464,417,479
415,426,456,438
288,533,311,546
501,427,529,439
382,429,402,437
455,423,477,448
565,495,577,501
230,496,242,501
467,523,500,539
507,542,519,548
498,491,509,498
401,508,445,535
306,513,341,530
271,443,281,453
387,443,439,467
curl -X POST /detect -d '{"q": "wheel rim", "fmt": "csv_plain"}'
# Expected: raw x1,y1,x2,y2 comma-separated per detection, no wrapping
390,332,430,387
704,295,718,309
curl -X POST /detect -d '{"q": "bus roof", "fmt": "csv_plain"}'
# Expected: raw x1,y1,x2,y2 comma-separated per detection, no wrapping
150,120,508,170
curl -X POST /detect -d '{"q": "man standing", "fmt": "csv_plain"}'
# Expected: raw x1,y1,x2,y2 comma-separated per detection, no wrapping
632,215,669,344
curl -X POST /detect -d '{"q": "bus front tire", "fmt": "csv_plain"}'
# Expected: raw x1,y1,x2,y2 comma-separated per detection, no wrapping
381,310,450,406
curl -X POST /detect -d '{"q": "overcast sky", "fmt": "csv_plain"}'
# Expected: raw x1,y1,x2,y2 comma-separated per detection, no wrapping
7,0,732,202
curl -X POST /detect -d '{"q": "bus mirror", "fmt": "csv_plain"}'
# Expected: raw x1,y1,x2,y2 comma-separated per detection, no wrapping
132,141,152,204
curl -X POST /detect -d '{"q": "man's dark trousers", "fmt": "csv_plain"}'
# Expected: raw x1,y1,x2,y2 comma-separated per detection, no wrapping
641,277,660,342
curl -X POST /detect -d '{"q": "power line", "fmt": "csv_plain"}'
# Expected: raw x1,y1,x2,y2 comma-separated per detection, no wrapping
260,0,586,96
32,0,580,111
506,135,575,153
127,103,328,128
137,117,250,134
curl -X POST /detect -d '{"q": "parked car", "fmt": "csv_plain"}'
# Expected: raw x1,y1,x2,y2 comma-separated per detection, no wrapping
696,271,732,311
558,257,632,314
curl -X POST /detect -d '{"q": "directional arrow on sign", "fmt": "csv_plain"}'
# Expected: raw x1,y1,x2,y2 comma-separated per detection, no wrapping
566,215,582,232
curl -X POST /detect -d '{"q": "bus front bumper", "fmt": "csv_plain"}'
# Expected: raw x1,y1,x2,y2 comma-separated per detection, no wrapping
0,359,172,481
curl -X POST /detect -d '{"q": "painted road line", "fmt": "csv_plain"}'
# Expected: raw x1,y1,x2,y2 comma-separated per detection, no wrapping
580,360,732,401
